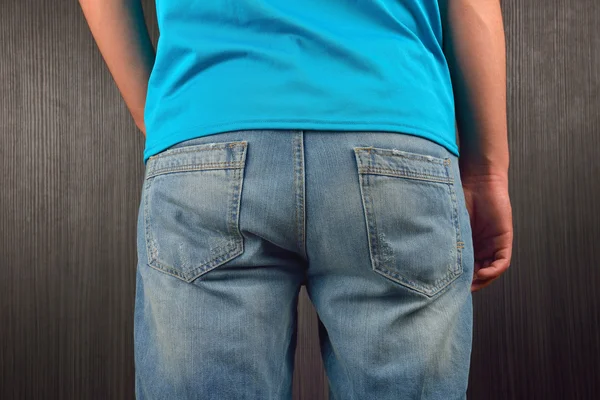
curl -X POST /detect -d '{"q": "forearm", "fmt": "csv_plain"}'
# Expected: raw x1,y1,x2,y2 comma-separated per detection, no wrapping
442,0,509,179
79,0,155,133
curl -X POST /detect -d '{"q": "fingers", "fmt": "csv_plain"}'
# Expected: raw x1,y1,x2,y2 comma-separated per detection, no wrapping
476,256,510,280
475,246,512,279
471,277,498,292
471,265,504,292
471,247,512,292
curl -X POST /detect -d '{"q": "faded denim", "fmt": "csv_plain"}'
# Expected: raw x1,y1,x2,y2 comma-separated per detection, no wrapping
134,129,474,399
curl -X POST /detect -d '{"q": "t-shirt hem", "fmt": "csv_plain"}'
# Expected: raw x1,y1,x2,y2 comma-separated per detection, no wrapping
142,119,459,165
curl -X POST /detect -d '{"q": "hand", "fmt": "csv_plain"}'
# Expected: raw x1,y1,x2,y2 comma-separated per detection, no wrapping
461,170,513,292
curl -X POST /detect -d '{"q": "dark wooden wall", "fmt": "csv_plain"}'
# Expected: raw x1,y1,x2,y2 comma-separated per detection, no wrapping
1,0,598,399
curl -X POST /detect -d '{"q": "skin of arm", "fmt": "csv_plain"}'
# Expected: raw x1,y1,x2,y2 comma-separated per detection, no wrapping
440,0,513,292
78,0,155,136
441,0,509,179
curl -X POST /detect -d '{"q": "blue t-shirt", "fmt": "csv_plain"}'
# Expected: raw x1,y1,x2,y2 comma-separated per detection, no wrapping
143,0,456,164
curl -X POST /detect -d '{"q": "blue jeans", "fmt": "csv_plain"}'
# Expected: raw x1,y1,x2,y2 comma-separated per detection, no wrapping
134,129,474,399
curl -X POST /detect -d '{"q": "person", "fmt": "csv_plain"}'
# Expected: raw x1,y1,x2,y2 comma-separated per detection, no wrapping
79,0,513,398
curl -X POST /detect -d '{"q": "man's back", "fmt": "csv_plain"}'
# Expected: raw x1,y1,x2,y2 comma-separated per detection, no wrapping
143,0,456,164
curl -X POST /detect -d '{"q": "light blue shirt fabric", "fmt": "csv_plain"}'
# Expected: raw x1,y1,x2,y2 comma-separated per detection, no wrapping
143,0,457,164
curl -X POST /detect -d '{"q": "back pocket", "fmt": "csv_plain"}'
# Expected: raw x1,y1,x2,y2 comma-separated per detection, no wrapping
143,141,248,283
353,146,464,298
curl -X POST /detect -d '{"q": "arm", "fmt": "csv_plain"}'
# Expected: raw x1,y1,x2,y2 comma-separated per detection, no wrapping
441,0,509,180
441,0,513,292
78,0,155,136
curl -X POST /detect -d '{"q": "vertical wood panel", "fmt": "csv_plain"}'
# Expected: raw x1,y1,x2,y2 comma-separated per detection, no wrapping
1,0,144,398
469,1,600,399
0,0,598,399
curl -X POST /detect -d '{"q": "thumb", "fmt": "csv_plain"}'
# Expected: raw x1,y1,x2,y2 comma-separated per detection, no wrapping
475,248,512,280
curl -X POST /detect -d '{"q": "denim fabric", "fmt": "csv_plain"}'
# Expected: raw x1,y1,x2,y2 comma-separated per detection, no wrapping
134,129,474,400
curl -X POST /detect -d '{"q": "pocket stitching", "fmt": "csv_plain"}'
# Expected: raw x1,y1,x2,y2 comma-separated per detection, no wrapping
146,141,247,163
358,166,454,184
354,147,463,297
354,146,449,164
355,147,453,184
143,143,246,282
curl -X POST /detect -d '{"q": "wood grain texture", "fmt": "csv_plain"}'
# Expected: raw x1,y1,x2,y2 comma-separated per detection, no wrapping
0,0,598,399
1,0,145,398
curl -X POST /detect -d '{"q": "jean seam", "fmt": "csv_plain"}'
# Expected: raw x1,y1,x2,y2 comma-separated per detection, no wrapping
293,132,308,261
